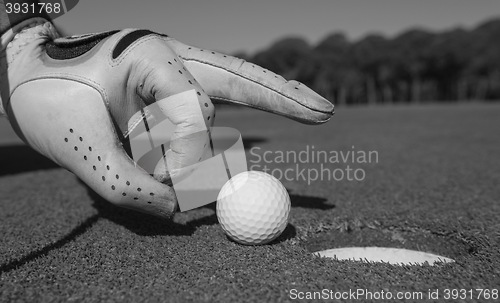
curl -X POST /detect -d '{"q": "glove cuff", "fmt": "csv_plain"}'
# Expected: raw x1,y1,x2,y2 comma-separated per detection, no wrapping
1,17,57,51
0,18,59,115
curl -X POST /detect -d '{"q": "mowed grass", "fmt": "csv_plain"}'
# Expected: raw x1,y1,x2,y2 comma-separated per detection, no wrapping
0,103,499,302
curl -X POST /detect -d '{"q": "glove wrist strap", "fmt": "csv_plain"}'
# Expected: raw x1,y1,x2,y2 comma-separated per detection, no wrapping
0,19,59,116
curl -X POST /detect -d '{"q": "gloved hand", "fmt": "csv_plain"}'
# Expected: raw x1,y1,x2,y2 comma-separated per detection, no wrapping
0,19,333,219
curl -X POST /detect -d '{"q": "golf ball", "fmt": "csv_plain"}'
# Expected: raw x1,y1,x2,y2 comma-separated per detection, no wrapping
216,171,290,245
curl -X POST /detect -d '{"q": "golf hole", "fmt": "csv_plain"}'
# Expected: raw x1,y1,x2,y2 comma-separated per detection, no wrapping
314,247,454,265
304,227,469,266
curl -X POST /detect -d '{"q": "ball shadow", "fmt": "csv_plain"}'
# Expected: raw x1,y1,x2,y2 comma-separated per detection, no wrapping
223,223,297,246
288,191,335,210
81,175,332,238
269,223,297,244
242,137,267,150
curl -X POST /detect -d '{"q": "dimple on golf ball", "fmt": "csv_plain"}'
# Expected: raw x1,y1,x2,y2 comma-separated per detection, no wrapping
216,171,290,245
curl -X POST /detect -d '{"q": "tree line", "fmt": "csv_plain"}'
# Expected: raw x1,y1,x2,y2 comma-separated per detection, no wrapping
241,18,500,105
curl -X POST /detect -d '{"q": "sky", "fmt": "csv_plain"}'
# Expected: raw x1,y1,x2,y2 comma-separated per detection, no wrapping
54,0,500,55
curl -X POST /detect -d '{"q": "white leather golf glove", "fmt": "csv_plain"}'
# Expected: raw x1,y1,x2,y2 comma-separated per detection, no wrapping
0,14,333,219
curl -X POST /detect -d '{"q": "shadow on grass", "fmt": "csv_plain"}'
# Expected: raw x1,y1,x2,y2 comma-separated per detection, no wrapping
0,135,328,271
0,214,100,275
204,193,334,211
85,185,217,237
289,192,334,210
87,188,327,237
0,189,323,274
242,136,267,150
0,145,58,176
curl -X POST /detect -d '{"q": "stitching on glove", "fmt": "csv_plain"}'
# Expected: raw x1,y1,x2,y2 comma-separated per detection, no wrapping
2,20,52,67
1,20,59,115
13,73,111,114
1,18,57,53
178,55,333,114
209,96,331,124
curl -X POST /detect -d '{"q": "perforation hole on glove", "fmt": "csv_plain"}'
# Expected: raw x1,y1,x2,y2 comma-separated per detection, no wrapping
65,128,156,205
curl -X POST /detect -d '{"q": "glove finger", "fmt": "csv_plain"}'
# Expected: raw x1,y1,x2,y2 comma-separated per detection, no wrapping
8,79,177,218
129,37,215,182
165,38,334,124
